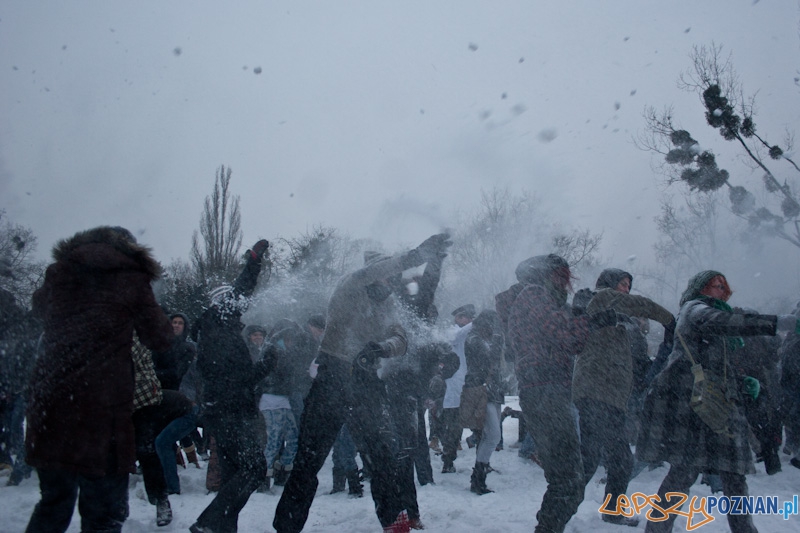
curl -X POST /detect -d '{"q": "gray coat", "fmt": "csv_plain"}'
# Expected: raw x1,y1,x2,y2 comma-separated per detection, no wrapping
636,297,777,475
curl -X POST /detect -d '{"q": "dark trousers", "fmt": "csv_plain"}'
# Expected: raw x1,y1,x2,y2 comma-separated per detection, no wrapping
440,407,463,465
273,353,405,532
26,468,129,533
520,385,584,533
386,383,424,520
645,465,757,533
131,390,193,504
575,398,633,511
195,410,267,533
412,407,434,484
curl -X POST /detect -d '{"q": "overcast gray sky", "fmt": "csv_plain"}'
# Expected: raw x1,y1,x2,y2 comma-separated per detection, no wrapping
1,1,798,276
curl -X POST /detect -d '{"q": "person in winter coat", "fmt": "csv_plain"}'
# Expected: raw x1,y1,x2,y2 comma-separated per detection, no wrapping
289,315,324,422
392,250,447,489
190,240,276,533
154,312,205,496
382,340,460,528
0,288,39,486
244,324,268,362
779,318,800,461
503,254,617,533
461,309,505,495
440,304,475,473
131,336,193,527
729,331,783,475
257,320,303,490
24,226,173,533
571,268,675,528
272,233,452,533
637,270,800,533
152,312,202,467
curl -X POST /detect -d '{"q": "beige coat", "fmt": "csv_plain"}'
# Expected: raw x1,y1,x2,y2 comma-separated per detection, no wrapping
572,289,673,410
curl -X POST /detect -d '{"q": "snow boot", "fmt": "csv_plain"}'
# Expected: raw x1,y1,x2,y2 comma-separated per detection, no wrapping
764,450,782,475
441,460,455,474
156,497,172,527
183,444,201,468
602,514,640,527
256,472,272,493
330,467,346,494
346,468,363,497
383,510,410,533
470,462,493,495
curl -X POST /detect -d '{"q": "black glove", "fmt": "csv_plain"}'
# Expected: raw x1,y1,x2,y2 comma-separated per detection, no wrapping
415,233,452,265
588,309,617,330
248,239,270,261
355,341,385,370
663,319,676,349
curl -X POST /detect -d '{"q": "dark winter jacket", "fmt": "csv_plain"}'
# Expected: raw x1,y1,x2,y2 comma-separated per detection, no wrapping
195,255,275,418
289,326,319,400
256,320,302,398
381,341,460,402
464,311,505,404
26,227,173,477
495,282,525,363
637,297,777,475
152,312,197,391
507,284,592,389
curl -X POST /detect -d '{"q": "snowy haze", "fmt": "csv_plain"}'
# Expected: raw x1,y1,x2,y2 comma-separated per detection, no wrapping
1,1,799,302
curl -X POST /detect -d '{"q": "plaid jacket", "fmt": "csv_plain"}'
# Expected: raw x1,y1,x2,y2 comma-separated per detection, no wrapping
637,299,777,475
133,336,163,411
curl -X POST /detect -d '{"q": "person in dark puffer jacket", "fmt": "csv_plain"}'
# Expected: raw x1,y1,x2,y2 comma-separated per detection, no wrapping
190,240,276,533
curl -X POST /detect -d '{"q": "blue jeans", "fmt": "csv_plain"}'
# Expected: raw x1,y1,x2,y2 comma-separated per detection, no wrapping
332,424,358,472
261,407,299,472
155,405,199,494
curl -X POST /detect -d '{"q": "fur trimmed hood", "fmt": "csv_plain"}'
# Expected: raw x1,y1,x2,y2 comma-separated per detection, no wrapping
52,226,161,280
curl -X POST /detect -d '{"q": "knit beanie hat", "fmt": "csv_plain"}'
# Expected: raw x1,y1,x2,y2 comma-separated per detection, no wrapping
679,270,725,306
595,268,632,291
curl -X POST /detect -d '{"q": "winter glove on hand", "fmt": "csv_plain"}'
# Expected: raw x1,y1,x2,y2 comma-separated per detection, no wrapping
355,341,386,371
588,309,617,330
406,233,453,267
777,314,800,334
743,376,761,401
248,239,270,261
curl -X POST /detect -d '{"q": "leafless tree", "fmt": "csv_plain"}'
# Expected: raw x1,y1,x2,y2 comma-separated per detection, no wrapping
190,165,244,284
636,43,800,249
0,210,46,307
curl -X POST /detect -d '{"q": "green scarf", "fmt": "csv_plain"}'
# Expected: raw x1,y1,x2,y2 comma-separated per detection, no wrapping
697,295,745,351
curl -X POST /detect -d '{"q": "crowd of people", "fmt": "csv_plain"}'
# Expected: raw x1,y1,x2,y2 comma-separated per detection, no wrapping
2,225,800,533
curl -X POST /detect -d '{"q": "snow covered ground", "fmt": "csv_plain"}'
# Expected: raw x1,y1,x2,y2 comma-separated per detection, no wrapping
2,397,799,533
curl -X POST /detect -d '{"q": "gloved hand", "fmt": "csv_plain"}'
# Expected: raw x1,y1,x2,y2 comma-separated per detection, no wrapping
415,233,453,264
248,239,270,261
355,341,386,370
588,309,617,330
777,314,800,333
743,376,760,400
663,319,676,348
